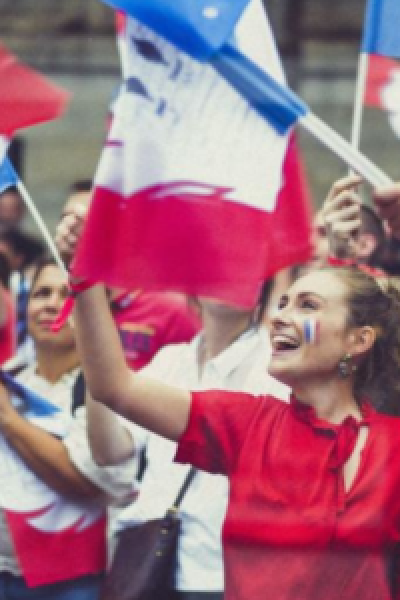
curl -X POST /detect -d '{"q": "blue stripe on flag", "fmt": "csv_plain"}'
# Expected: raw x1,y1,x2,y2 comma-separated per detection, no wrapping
213,43,308,134
100,0,251,61
362,0,400,58
0,158,18,194
0,370,61,416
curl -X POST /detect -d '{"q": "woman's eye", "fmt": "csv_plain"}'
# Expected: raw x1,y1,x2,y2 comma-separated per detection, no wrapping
300,299,318,310
32,287,51,298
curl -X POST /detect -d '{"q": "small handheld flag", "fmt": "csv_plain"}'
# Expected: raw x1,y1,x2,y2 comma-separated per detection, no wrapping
352,0,400,150
0,158,17,194
0,370,61,416
362,0,400,59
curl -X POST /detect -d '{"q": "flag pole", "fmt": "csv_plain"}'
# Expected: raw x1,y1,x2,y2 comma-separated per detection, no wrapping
350,52,369,149
16,180,67,275
301,112,391,188
213,43,392,187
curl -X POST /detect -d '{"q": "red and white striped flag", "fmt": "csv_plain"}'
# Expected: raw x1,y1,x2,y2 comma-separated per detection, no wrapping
0,44,68,162
73,0,313,307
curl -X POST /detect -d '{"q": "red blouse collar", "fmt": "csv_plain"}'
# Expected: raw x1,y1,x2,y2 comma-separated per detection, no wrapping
289,394,375,470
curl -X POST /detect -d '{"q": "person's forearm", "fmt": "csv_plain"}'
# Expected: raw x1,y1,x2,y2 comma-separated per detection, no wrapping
0,410,106,502
74,286,190,441
86,390,135,466
74,285,133,408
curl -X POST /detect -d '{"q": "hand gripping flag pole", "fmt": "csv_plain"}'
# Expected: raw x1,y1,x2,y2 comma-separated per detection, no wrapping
101,0,391,188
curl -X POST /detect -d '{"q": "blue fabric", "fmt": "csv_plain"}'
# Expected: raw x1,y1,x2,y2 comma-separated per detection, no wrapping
362,0,400,58
0,159,18,194
213,43,308,134
0,573,103,600
0,370,61,416
100,0,251,61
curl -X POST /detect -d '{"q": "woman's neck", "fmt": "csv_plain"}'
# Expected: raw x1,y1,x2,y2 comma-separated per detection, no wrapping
35,347,80,384
293,376,362,424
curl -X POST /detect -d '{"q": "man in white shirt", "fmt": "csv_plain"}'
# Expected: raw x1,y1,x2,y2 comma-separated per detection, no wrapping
84,293,289,600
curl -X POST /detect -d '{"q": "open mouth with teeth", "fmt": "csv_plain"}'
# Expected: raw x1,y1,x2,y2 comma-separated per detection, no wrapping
271,335,301,354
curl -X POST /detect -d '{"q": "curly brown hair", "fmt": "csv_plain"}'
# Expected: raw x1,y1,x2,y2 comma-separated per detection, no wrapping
331,267,400,415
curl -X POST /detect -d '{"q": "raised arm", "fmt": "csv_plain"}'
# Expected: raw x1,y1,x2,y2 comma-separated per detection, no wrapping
56,209,191,442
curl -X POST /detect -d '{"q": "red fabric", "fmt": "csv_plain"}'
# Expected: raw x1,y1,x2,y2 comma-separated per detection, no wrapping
365,54,400,108
51,279,95,333
5,509,106,588
327,255,387,277
176,391,400,600
115,10,127,35
0,287,15,365
72,175,312,308
0,44,68,136
111,290,201,370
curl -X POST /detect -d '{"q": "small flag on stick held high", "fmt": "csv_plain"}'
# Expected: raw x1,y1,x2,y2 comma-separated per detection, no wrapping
351,0,400,149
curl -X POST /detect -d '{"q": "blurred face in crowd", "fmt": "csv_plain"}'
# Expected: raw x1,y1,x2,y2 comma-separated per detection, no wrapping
27,264,75,351
268,270,354,388
0,189,25,228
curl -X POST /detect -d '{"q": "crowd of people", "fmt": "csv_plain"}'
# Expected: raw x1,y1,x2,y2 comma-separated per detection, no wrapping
0,159,399,600
3,4,400,598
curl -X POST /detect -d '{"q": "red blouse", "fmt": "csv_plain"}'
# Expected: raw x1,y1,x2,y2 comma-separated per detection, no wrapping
175,392,400,600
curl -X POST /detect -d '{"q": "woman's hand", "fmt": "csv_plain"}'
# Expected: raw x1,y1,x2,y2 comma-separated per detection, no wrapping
321,174,363,259
55,204,87,265
373,182,400,240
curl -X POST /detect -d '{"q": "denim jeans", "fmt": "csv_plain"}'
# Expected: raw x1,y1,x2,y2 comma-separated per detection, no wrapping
0,573,103,600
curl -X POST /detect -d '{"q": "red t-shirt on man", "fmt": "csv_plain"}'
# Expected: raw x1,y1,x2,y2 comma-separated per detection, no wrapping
111,291,200,370
176,391,400,600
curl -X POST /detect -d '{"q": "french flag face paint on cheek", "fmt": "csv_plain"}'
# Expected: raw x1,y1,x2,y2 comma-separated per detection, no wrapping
304,318,320,344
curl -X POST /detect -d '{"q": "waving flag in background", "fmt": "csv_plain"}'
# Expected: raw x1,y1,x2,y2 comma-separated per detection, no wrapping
0,157,18,194
365,55,400,138
0,44,68,161
73,0,313,308
361,0,400,59
0,371,106,588
351,0,400,148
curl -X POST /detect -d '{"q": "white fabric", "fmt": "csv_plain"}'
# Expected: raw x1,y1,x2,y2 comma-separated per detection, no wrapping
101,0,288,212
115,327,289,591
0,364,137,575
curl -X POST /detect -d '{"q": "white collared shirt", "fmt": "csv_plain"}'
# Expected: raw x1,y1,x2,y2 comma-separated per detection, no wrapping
115,327,289,591
0,364,137,576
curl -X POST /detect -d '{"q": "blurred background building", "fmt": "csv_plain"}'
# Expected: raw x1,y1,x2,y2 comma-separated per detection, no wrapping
1,0,399,233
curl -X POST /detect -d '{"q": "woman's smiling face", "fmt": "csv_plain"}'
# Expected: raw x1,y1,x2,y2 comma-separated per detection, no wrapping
27,264,75,350
268,270,353,387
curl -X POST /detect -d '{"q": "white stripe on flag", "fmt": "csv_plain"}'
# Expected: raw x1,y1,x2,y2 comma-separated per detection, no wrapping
96,1,288,213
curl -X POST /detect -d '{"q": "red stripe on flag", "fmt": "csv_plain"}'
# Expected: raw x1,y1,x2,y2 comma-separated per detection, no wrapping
365,53,399,108
5,509,106,587
0,44,68,137
115,10,127,35
72,175,312,308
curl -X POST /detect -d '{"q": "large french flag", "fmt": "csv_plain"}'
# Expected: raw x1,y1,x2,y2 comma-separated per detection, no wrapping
72,0,313,307
0,372,106,587
0,44,68,162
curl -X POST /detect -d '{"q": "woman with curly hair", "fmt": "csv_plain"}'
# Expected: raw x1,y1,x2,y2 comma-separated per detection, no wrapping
58,205,400,599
